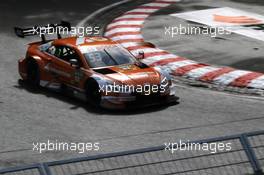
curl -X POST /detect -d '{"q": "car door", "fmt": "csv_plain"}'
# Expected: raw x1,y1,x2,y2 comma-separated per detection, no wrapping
45,45,84,88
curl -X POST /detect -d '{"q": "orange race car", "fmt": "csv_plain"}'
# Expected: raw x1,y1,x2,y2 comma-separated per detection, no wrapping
15,21,178,109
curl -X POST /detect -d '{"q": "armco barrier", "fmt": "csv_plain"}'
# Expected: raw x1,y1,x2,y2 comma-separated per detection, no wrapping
1,130,263,175
0,164,47,175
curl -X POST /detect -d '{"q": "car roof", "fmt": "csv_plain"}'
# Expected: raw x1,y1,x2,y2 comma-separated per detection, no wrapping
53,36,117,48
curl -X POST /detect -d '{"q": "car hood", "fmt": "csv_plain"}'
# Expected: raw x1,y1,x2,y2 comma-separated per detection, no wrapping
93,64,161,85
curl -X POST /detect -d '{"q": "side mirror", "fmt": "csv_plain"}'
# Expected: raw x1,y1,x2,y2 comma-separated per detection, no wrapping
69,59,80,68
137,51,145,60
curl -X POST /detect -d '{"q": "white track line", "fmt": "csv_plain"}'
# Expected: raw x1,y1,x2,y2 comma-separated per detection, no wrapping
141,3,172,7
76,0,132,28
126,8,159,13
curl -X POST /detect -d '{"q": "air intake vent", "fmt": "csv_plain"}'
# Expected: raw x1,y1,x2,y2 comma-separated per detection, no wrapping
93,68,117,75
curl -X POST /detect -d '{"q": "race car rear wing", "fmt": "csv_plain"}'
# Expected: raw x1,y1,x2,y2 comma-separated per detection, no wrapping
14,21,71,43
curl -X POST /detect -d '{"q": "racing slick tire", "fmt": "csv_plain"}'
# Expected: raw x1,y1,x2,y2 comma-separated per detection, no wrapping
27,59,40,88
85,79,102,107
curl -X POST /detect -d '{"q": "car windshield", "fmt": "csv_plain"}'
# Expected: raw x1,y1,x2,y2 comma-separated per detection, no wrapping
82,46,136,68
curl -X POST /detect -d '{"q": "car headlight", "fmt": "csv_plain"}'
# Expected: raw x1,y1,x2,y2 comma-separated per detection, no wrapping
154,67,172,87
161,75,172,87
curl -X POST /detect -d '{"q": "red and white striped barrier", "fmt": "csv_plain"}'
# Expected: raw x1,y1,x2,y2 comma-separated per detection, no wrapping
104,0,264,90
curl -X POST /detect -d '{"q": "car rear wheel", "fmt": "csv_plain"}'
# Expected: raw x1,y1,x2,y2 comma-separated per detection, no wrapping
27,60,40,87
85,79,101,107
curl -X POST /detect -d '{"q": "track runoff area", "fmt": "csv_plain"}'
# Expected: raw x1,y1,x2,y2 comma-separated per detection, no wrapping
104,0,264,93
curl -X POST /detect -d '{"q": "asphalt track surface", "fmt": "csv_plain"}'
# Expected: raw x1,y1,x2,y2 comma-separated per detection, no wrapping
0,0,263,169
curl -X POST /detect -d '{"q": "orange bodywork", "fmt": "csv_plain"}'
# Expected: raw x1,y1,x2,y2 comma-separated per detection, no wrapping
18,36,176,109
20,37,115,89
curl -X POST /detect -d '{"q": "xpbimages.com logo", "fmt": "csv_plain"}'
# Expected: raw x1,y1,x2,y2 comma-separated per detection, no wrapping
32,140,100,153
164,140,232,154
32,24,100,37
99,77,169,95
164,24,232,38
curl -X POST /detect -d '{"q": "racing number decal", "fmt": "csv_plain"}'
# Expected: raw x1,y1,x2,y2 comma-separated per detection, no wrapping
88,52,102,63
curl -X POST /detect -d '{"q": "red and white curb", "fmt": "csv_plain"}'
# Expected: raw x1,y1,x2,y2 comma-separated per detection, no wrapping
104,0,264,90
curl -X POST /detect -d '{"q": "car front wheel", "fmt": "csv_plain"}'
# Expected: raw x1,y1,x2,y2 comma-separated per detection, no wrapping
85,79,101,107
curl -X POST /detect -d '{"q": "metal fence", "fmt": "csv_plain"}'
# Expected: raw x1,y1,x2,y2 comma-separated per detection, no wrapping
1,130,264,175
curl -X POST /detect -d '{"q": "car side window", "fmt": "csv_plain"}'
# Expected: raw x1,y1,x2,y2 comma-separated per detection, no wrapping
47,46,56,55
60,47,78,62
47,46,81,65
46,45,62,57
61,47,81,65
